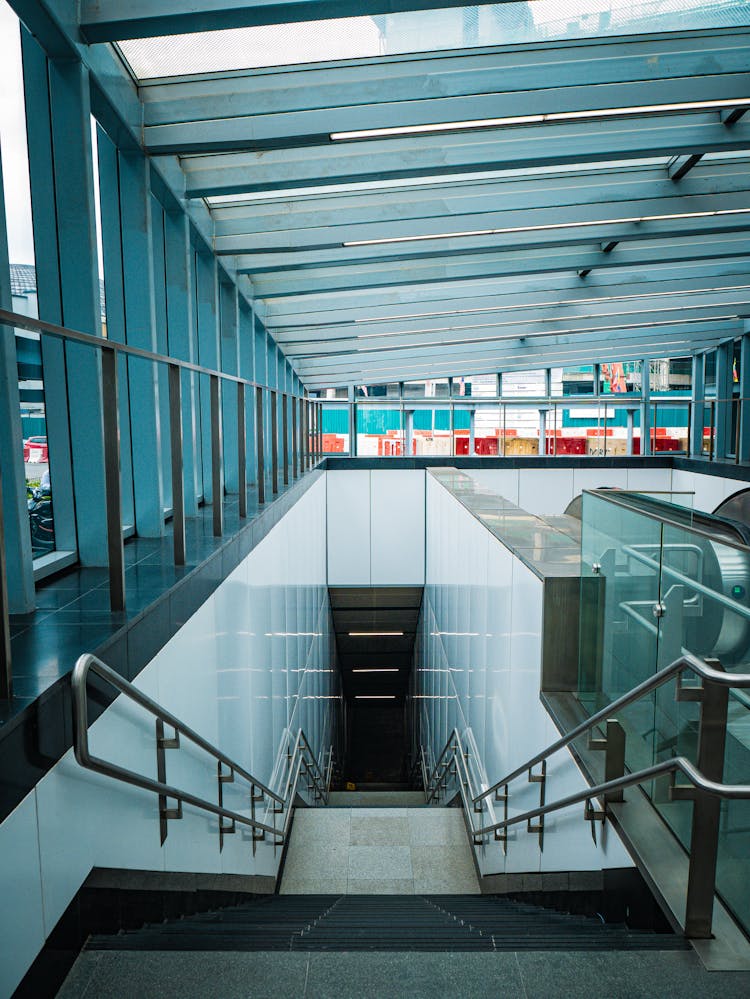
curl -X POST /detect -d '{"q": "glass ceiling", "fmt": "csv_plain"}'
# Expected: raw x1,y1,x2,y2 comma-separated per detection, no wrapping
118,0,750,80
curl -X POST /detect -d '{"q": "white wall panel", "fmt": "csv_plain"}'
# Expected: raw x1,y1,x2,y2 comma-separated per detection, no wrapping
417,473,631,877
465,468,520,504
0,791,45,999
326,469,370,584
370,470,425,585
0,476,337,993
518,468,576,515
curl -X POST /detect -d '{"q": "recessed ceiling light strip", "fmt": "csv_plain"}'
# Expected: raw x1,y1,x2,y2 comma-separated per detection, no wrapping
331,99,750,141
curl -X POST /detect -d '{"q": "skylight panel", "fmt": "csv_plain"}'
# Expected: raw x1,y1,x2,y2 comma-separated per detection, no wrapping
117,0,748,81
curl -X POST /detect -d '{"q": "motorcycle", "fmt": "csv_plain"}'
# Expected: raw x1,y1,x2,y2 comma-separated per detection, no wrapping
27,482,55,556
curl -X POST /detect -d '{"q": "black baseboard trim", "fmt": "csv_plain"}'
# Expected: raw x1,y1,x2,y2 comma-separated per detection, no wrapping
12,868,275,999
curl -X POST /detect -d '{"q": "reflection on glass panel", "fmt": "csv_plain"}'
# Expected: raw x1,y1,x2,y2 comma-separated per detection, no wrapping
550,364,595,396
650,356,691,395
321,404,349,454
705,350,717,392
579,490,750,938
452,373,497,398
403,377,449,399
501,368,545,397
0,0,57,558
356,405,403,456
356,383,400,398
502,405,540,455
599,359,641,395
453,405,501,455
321,387,348,400
412,406,452,456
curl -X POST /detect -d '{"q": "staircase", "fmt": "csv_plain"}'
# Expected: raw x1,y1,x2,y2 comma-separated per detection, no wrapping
280,798,479,894
84,894,689,954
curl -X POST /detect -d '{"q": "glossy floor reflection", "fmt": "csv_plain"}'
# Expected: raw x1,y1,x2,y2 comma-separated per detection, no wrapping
2,468,300,727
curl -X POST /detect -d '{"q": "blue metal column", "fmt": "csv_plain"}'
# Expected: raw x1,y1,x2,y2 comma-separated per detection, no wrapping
690,354,705,457
21,31,78,564
22,38,109,564
0,142,34,614
739,330,750,464
95,123,136,533
220,279,239,493
150,197,172,513
195,249,220,505
715,340,733,459
254,314,267,492
164,209,199,516
238,301,255,491
640,358,652,456
119,150,165,536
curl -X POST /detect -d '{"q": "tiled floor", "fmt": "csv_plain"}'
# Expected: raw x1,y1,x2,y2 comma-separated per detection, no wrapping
2,470,297,726
280,805,480,895
56,948,750,999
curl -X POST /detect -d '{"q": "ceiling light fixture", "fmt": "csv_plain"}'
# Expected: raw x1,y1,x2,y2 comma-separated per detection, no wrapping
348,631,404,637
343,208,750,248
330,99,750,141
352,667,400,673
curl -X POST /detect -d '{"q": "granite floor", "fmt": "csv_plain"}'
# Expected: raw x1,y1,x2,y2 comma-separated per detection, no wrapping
56,948,750,998
279,805,480,895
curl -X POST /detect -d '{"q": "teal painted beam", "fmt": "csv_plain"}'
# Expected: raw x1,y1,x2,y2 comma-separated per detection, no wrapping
80,0,513,42
216,189,750,257
146,74,750,154
210,160,750,238
262,260,750,324
245,234,750,297
141,31,750,125
182,114,750,197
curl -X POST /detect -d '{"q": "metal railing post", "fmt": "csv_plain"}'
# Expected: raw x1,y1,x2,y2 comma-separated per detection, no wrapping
0,466,11,699
101,347,126,611
255,385,265,504
237,382,247,518
168,363,186,566
282,393,289,486
210,374,223,537
292,396,298,479
682,671,729,938
271,389,279,494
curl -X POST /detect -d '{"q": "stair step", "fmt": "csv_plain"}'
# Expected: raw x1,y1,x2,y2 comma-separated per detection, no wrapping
85,894,689,955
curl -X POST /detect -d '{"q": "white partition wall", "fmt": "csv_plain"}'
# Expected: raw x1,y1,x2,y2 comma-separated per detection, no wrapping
415,474,632,876
326,469,425,585
0,477,339,998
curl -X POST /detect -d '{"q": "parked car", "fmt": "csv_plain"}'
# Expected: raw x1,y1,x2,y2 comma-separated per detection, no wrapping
23,436,48,463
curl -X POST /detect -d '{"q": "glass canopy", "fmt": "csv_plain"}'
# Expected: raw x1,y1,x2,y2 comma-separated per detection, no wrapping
118,0,750,80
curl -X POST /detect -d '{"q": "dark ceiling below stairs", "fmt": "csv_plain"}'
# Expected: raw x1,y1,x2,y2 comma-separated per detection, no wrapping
329,587,422,700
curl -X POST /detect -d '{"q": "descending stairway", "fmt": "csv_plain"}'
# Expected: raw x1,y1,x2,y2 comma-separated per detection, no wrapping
86,894,689,953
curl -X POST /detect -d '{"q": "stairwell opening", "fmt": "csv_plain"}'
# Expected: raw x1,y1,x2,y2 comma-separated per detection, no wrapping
329,586,423,788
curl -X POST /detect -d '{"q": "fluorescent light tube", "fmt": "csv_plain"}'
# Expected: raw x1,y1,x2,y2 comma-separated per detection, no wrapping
343,208,750,247
331,99,750,141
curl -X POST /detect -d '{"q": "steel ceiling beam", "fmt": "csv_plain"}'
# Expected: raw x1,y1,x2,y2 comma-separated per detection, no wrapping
79,0,490,43
273,291,750,350
216,190,750,258
243,234,750,297
209,160,750,238
141,31,750,124
264,267,750,329
262,260,750,323
181,114,750,197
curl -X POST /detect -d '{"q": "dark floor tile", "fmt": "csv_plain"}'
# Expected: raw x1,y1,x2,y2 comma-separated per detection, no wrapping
57,951,309,999
11,622,115,679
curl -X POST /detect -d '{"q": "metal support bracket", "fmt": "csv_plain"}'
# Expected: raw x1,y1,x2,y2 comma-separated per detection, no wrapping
156,719,182,844
218,761,236,851
527,761,546,850
584,798,606,844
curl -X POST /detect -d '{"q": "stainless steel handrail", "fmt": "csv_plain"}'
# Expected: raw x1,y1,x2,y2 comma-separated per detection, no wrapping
475,651,750,806
72,653,330,847
418,651,750,938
